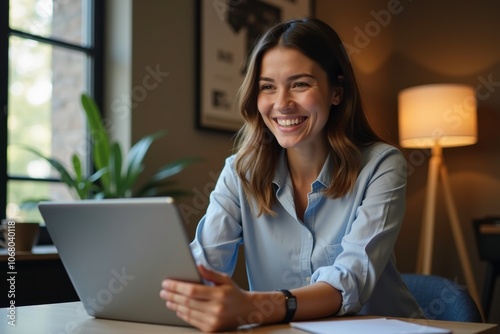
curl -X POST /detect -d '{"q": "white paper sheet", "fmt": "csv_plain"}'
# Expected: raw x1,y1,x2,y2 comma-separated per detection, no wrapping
290,318,451,334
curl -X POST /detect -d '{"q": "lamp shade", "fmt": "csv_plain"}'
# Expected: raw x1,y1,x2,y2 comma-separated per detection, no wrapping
398,84,477,148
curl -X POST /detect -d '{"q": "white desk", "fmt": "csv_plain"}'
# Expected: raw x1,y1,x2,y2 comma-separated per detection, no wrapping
1,302,498,333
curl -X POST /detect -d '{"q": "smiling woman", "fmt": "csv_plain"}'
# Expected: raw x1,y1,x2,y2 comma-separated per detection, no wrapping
159,17,423,333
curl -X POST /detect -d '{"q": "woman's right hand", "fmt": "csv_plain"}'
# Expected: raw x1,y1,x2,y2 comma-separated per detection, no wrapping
159,265,263,332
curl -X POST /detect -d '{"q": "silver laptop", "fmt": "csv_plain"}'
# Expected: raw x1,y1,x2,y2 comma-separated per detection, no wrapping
38,197,202,327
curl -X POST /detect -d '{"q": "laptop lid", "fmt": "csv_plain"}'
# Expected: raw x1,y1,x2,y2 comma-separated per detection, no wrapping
38,197,201,327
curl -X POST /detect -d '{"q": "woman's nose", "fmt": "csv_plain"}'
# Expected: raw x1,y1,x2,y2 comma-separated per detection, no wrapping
273,90,294,112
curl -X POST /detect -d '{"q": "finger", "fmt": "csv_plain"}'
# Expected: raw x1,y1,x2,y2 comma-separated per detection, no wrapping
161,279,216,305
159,287,179,302
159,281,188,303
161,279,205,299
162,288,199,314
159,288,167,300
164,291,219,329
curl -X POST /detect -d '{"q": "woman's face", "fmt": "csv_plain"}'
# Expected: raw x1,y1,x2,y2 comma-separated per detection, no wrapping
257,47,341,152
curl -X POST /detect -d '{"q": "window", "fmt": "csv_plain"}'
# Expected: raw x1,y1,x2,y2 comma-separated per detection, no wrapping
0,0,103,223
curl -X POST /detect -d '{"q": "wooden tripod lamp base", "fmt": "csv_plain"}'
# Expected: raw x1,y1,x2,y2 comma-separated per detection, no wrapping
415,145,481,316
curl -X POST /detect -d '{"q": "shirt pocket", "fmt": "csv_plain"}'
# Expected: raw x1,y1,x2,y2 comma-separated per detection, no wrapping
312,243,343,268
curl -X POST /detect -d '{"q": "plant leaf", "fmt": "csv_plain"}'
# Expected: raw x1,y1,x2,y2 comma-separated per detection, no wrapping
20,146,78,195
81,93,110,187
135,157,201,196
71,155,84,198
79,168,109,199
122,131,165,191
87,167,109,183
71,154,83,182
150,157,201,183
108,143,123,196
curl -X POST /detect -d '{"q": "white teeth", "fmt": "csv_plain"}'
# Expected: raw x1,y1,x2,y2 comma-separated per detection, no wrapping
277,118,304,127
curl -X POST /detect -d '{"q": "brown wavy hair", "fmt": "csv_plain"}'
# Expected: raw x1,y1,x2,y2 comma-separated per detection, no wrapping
234,17,382,216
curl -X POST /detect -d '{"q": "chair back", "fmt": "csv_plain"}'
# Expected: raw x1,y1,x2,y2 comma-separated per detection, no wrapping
401,273,482,322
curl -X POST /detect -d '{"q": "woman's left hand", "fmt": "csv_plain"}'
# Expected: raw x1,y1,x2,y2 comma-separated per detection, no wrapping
159,264,254,332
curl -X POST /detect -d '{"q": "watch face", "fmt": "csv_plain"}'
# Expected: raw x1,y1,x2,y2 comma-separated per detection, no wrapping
289,297,297,310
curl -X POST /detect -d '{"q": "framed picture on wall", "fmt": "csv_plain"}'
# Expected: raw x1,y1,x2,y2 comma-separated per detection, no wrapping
196,0,315,132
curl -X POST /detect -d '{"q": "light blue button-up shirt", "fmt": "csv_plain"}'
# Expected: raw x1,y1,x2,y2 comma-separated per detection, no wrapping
190,142,423,318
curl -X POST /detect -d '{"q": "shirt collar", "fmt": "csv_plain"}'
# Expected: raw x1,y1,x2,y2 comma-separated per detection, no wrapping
273,150,333,192
272,150,289,193
315,153,332,189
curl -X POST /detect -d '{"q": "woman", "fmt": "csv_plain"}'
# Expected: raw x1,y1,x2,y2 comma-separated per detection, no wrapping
160,17,423,332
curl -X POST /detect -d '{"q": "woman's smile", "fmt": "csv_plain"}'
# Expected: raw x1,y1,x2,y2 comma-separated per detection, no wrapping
275,116,308,128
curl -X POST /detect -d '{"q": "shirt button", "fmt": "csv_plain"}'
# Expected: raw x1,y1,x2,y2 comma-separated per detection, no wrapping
308,233,312,239
306,277,311,282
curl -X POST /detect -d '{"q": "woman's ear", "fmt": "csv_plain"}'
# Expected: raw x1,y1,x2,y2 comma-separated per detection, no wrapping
331,86,343,106
331,75,344,106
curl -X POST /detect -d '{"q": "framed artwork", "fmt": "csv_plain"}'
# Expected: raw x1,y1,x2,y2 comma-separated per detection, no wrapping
196,0,314,132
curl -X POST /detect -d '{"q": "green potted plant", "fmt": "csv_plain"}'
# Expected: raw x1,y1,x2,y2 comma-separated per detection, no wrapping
22,93,199,200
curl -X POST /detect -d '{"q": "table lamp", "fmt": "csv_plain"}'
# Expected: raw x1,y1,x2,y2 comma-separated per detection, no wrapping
398,83,481,309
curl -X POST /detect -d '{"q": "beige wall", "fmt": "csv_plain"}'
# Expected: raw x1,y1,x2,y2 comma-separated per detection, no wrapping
110,0,500,323
129,0,234,229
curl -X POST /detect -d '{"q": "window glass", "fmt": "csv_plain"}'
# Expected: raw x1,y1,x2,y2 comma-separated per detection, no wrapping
9,0,87,46
5,0,94,222
7,35,88,180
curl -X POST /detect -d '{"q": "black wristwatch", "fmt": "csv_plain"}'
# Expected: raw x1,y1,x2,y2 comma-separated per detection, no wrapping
277,289,297,323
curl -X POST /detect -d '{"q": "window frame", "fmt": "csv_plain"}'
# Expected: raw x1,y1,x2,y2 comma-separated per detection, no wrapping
0,0,105,221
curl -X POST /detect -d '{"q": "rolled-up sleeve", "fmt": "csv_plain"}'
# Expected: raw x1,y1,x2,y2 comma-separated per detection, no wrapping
310,147,407,315
190,156,243,276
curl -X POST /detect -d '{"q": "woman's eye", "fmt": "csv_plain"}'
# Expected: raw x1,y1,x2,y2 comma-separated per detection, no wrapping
292,82,310,88
260,84,273,91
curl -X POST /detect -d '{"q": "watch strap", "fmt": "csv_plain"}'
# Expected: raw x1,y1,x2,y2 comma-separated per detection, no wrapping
277,289,297,323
